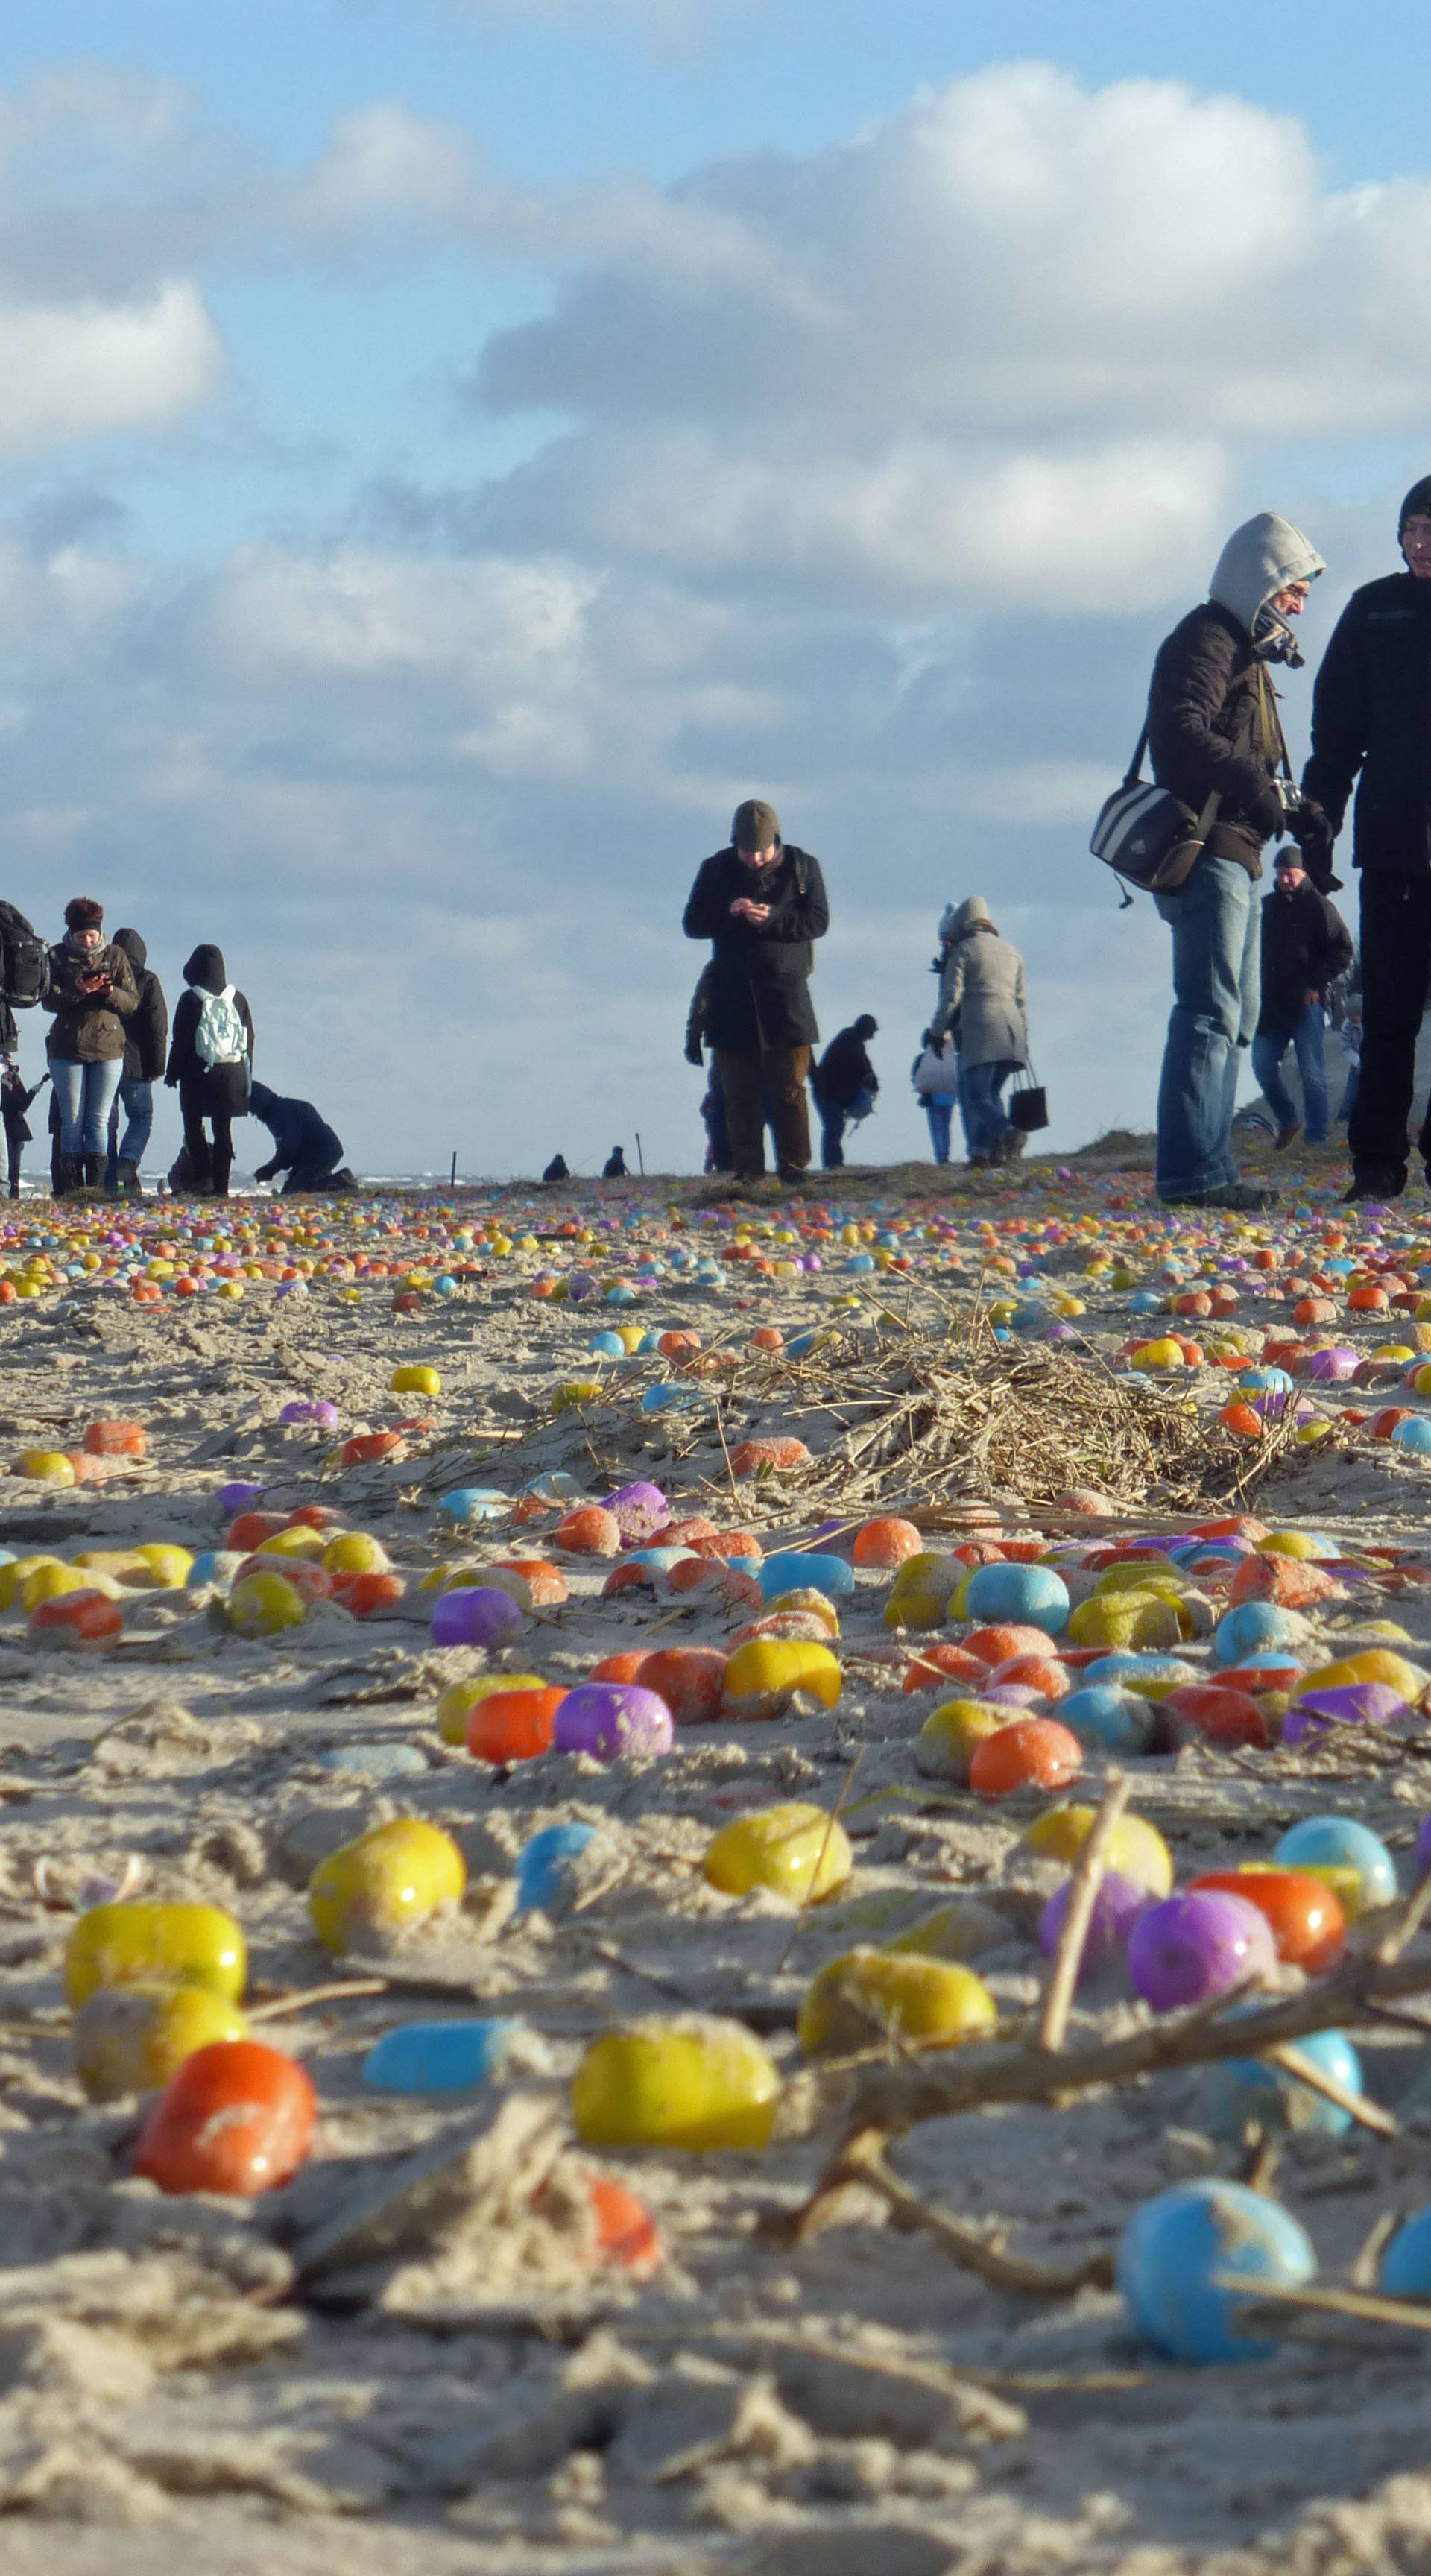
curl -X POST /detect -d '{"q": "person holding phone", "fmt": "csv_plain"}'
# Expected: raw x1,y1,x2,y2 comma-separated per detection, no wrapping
42,897,138,1193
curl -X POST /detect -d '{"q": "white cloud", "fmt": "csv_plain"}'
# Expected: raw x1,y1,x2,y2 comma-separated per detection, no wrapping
0,281,221,458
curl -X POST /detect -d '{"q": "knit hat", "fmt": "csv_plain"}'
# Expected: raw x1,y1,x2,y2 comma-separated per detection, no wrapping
1273,845,1302,874
1400,477,1431,534
732,798,780,853
63,896,103,932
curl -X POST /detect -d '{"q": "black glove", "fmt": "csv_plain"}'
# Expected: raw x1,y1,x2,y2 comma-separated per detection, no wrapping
1290,798,1339,891
1250,785,1286,842
684,1037,704,1068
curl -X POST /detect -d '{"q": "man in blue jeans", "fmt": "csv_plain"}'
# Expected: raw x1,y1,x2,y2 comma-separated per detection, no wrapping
1147,511,1330,1209
1251,847,1353,1150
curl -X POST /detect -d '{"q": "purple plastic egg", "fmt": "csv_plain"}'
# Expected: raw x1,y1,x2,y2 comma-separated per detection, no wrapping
279,1398,341,1429
1127,1890,1277,2012
1038,1870,1152,1981
552,1683,674,1762
606,1479,669,1543
1280,1681,1405,1748
219,1480,263,1515
1303,1346,1359,1383
429,1586,526,1649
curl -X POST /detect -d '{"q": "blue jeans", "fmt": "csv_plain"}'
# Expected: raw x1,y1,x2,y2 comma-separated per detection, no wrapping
1251,1003,1329,1144
105,1076,154,1182
1154,854,1260,1199
959,1060,1014,1160
52,1057,123,1159
923,1097,955,1162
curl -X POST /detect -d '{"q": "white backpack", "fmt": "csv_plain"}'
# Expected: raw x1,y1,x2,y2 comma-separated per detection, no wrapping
195,985,247,1070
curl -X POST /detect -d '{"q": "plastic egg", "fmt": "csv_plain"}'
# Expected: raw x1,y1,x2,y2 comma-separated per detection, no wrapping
65,1901,247,2008
721,1638,842,1720
797,1948,997,2057
572,2016,780,2152
435,1670,545,1746
228,1569,307,1637
1017,1806,1174,1894
703,1802,853,1904
73,1983,250,2103
1057,1685,1158,1756
915,1697,1013,1782
1274,1816,1397,1916
429,1585,525,1649
1037,1871,1152,1980
759,1550,855,1600
1118,2180,1315,2362
308,1818,467,1954
1205,2026,1363,2140
955,1562,1070,1635
515,1821,602,1913
1127,1890,1277,2011
1378,2208,1431,2297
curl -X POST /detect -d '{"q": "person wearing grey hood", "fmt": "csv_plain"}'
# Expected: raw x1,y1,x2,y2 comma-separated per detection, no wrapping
1303,477,1431,1199
1146,510,1327,1210
931,897,1029,1166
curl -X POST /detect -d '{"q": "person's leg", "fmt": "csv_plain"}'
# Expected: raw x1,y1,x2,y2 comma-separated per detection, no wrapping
820,1104,845,1168
1251,1031,1298,1131
50,1060,84,1158
1338,1064,1360,1124
706,1076,730,1169
80,1061,122,1161
181,1100,213,1190
211,1111,234,1198
105,1093,121,1189
116,1078,154,1173
1154,855,1256,1200
1355,876,1431,1188
5,1130,20,1199
763,1046,812,1176
930,1099,953,1163
961,1061,999,1159
1292,1002,1330,1144
985,1063,1013,1156
713,1050,765,1177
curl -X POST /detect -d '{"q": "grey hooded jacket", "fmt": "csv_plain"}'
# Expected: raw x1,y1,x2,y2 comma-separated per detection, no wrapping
932,918,1028,1069
1146,512,1324,877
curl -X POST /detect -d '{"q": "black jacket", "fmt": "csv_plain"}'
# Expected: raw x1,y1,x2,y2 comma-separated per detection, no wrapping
165,945,253,1116
1257,883,1353,1038
813,1025,878,1107
1147,602,1286,877
111,930,168,1082
1302,573,1431,875
248,1082,341,1174
682,844,828,1051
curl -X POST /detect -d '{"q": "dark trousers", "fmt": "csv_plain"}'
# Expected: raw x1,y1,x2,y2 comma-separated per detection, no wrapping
819,1103,847,1167
714,1045,812,1177
282,1153,343,1193
1349,875,1431,1184
182,1102,235,1198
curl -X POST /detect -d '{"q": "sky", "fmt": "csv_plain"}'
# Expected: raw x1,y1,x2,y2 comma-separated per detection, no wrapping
0,0,1428,1180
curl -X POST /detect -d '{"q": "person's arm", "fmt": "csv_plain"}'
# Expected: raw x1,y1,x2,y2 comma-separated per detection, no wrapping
165,989,196,1085
762,853,829,943
106,952,139,1017
1301,598,1369,834
931,947,965,1043
40,949,63,1018
1149,619,1283,827
148,983,169,1075
682,859,724,941
1317,897,1355,987
1015,961,1028,1025
238,994,255,1064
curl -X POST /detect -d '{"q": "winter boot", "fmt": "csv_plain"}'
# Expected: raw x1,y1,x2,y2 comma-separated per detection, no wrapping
117,1158,142,1198
82,1155,104,1192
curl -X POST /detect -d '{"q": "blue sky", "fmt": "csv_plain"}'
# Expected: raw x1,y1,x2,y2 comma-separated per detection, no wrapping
0,0,1424,1176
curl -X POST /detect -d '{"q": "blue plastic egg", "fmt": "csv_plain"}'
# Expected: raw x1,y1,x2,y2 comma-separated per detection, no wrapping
437,1486,512,1524
363,2017,522,2094
1378,2208,1431,2297
759,1550,856,1600
515,1821,600,1912
1213,1602,1304,1665
1117,2180,1315,2363
1058,1685,1158,1757
957,1562,1070,1636
1274,1816,1397,1912
1204,2027,1363,2140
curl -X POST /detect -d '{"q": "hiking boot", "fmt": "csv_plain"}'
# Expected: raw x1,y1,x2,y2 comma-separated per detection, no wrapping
81,1155,104,1192
1273,1123,1301,1152
1345,1167,1404,1202
117,1158,142,1197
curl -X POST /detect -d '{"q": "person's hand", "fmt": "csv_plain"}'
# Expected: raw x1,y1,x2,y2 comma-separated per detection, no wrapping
1304,988,1321,1008
164,1073,177,1089
1290,798,1337,887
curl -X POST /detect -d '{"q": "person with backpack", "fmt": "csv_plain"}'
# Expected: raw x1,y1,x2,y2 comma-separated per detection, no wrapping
682,798,828,1185
248,1082,350,1193
42,897,139,1192
930,898,1028,1167
911,1027,961,1164
812,1016,879,1168
104,929,168,1196
163,944,253,1199
1301,477,1431,1199
1,1061,46,1200
1146,511,1327,1210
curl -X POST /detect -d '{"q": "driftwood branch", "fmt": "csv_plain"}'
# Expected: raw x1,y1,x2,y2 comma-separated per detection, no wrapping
1036,1770,1130,2053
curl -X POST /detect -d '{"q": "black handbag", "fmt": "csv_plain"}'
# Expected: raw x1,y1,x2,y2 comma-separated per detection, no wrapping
1090,719,1219,904
1009,1060,1049,1134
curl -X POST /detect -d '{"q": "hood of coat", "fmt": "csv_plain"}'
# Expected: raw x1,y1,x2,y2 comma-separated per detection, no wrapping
113,928,147,972
184,944,227,992
1208,512,1324,661
941,895,993,943
248,1082,278,1120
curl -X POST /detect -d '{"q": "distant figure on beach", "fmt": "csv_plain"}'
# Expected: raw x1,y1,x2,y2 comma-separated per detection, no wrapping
249,1082,352,1193
43,897,139,1195
1,1062,45,1200
812,1016,879,1168
931,897,1029,1168
1252,847,1352,1151
602,1146,628,1178
164,944,253,1200
542,1152,570,1184
682,798,828,1185
104,928,168,1198
911,1028,960,1164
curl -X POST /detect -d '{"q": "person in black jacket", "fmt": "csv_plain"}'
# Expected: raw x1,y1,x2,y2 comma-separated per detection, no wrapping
1251,849,1353,1150
682,798,828,1184
812,1016,878,1168
1302,476,1431,1199
1146,511,1327,1211
1,1061,45,1200
248,1081,350,1192
104,928,168,1196
163,944,253,1199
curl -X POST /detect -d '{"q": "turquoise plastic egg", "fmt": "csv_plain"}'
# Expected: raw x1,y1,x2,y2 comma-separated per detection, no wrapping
1117,2181,1315,2363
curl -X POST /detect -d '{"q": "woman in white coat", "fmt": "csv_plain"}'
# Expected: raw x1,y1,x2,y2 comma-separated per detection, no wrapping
932,897,1029,1166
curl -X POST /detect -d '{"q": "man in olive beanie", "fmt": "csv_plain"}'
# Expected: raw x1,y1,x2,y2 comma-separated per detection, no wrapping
682,799,829,1183
1304,477,1431,1198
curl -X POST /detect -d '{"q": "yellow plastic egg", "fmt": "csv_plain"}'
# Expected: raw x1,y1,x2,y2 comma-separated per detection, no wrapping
797,1948,997,2057
720,1638,841,1720
1290,1650,1424,1702
435,1671,546,1746
11,1450,75,1486
228,1570,308,1637
391,1365,440,1397
703,1802,853,1904
884,1552,961,1631
571,2015,780,2153
65,1901,247,2008
915,1698,1013,1782
1017,1804,1174,1895
256,1525,328,1562
308,1818,467,1954
321,1532,392,1576
72,1983,250,2102
1066,1594,1184,1651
